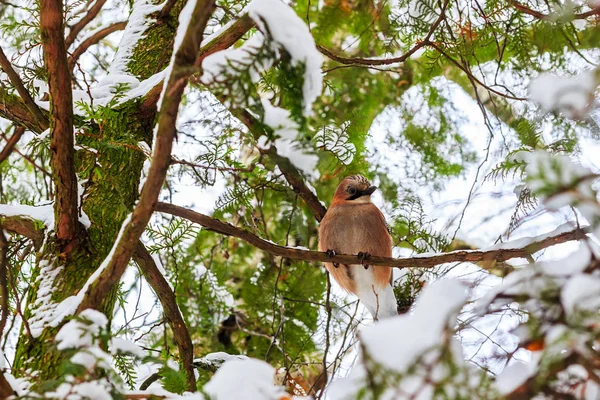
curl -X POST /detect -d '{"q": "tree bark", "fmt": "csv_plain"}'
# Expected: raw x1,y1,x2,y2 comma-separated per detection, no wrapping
12,0,190,384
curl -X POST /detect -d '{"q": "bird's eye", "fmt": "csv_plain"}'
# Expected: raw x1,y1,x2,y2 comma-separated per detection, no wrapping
347,187,356,195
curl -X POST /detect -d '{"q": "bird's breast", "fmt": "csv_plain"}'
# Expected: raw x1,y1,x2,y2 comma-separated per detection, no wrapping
318,205,392,257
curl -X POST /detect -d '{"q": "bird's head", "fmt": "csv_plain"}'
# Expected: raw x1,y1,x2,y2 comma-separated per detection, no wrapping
332,175,378,205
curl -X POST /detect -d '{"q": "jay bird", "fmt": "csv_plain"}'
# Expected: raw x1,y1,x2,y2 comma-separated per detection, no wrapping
319,175,398,320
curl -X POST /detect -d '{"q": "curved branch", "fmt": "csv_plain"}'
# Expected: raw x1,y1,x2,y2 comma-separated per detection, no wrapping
40,0,79,242
143,13,255,108
508,0,600,20
156,202,589,270
0,126,24,164
0,47,49,128
0,87,48,133
133,242,195,392
68,21,127,71
65,0,108,48
0,215,44,249
317,0,449,67
228,108,327,222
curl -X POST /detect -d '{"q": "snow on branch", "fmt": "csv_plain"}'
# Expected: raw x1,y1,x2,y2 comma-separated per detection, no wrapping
247,0,323,116
155,202,588,270
75,0,216,315
529,68,599,119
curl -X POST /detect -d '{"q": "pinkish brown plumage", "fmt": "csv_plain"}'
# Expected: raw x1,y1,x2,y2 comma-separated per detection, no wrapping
319,175,398,319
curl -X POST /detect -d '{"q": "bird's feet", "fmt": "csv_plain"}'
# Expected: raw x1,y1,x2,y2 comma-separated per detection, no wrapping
325,249,339,268
357,252,371,269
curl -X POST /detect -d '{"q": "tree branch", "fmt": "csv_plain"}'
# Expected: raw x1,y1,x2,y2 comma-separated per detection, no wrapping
0,47,49,128
155,202,589,270
0,87,48,133
0,215,44,249
40,0,79,242
143,13,255,109
77,0,216,312
316,0,449,67
133,242,195,392
0,125,24,164
0,226,9,338
508,0,600,20
229,108,327,222
68,21,127,71
65,0,107,48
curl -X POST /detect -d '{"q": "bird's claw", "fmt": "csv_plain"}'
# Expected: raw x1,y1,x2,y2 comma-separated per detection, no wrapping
357,252,371,263
357,252,371,269
325,250,339,268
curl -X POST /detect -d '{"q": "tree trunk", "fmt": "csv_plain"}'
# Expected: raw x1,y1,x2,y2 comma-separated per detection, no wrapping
12,0,185,383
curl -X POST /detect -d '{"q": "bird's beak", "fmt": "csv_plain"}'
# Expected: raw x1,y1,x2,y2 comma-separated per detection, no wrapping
364,186,377,195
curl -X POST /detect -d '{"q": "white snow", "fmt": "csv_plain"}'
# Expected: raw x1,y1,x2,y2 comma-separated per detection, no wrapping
56,309,108,350
258,98,319,178
247,0,323,116
31,214,133,335
494,361,532,395
111,338,146,358
203,358,285,400
484,222,579,251
529,70,598,119
360,279,466,372
0,203,54,230
561,273,600,317
201,34,271,88
108,0,162,77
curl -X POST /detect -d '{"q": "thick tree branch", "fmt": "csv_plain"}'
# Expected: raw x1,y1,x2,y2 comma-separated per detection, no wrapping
65,0,107,48
0,125,24,164
133,242,195,392
0,47,49,128
68,21,127,71
40,0,79,242
143,13,255,108
77,0,216,312
156,202,589,270
0,87,48,133
0,215,44,249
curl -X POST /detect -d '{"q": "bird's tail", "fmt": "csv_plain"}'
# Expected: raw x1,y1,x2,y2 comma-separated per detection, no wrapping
358,282,398,320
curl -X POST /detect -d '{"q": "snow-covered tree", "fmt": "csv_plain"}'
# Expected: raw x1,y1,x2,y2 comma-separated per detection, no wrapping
0,0,598,398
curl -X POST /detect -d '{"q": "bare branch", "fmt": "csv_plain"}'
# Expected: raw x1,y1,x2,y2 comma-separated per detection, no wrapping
508,0,600,20
68,21,127,71
133,242,195,392
65,0,108,48
156,202,589,270
40,0,79,242
0,47,49,128
77,0,217,312
317,0,449,67
0,125,24,164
